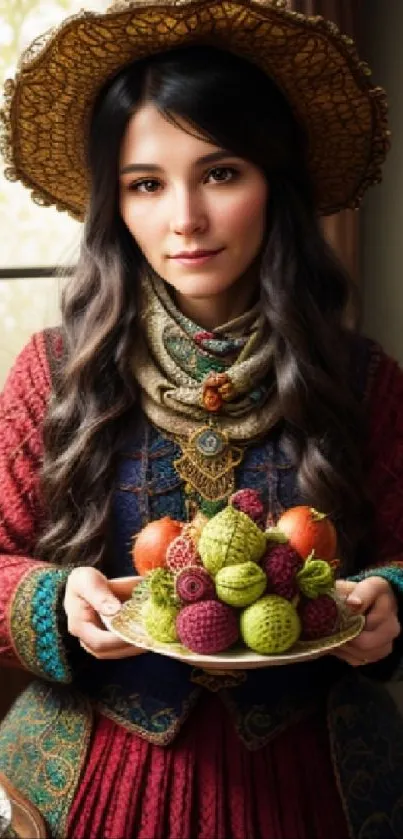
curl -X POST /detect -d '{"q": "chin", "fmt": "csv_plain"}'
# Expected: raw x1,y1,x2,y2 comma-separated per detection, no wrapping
164,274,237,299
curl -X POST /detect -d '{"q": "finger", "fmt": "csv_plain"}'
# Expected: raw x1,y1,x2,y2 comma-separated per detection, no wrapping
79,639,145,660
364,596,399,631
346,615,400,651
338,639,393,659
66,599,108,637
332,642,392,666
343,576,390,613
334,580,356,599
109,576,142,601
78,623,131,653
341,629,394,654
67,568,122,616
332,649,370,666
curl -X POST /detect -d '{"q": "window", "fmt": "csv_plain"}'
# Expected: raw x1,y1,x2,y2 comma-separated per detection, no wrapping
0,0,108,385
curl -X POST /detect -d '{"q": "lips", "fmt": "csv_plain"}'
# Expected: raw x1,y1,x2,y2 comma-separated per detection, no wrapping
170,248,223,258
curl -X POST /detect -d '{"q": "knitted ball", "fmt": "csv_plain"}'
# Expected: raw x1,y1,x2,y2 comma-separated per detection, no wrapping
176,600,239,654
166,534,202,573
240,595,301,654
262,544,302,601
148,568,178,607
299,595,339,640
296,557,334,598
144,600,179,643
215,561,267,607
198,506,267,576
175,567,216,604
229,489,266,529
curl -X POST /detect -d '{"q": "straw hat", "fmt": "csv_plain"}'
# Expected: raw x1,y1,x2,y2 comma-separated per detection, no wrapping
0,0,390,220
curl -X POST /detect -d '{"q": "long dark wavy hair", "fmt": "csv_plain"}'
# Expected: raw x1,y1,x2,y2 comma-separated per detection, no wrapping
37,44,372,573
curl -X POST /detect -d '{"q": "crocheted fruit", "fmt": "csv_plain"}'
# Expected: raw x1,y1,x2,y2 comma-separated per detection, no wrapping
199,505,267,576
229,489,266,529
262,544,303,600
276,506,337,561
183,511,209,545
166,534,202,573
296,555,334,598
148,567,178,607
144,600,179,643
132,516,183,575
176,600,239,654
175,567,216,604
215,561,267,607
241,594,301,655
240,595,301,654
299,595,339,640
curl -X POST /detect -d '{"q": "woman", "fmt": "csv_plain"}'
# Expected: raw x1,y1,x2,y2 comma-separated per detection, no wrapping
0,1,403,837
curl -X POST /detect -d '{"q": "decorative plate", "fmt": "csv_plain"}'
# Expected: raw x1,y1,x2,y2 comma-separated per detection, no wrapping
102,583,365,670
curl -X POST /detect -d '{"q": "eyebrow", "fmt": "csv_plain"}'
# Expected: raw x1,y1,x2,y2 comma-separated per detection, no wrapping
119,149,237,175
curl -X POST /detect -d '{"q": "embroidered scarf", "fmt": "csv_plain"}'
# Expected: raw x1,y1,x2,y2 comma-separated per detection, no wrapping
131,272,280,443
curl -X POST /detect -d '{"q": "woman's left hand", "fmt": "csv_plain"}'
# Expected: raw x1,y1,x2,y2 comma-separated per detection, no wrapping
332,576,401,666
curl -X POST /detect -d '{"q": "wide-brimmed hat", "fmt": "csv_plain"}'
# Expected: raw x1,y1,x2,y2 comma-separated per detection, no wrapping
0,0,390,220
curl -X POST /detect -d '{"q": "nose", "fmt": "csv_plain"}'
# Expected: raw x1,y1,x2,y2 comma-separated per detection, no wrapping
169,186,208,236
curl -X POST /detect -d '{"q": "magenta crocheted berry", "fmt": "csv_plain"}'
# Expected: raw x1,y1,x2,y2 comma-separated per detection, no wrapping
299,594,339,640
176,600,239,654
175,567,216,604
166,534,202,573
229,489,265,528
263,545,302,600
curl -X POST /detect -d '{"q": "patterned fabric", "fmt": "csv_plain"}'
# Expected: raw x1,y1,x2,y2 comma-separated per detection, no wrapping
328,673,403,839
67,693,350,839
0,681,92,839
10,566,71,682
130,272,280,441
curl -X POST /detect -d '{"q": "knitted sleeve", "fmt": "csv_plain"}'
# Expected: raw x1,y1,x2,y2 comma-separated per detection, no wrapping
348,348,403,678
0,331,72,683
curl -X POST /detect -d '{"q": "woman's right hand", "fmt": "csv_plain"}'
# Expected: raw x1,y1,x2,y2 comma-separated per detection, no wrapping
64,567,145,659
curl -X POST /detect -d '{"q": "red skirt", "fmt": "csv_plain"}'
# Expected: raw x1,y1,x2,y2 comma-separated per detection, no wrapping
67,693,350,839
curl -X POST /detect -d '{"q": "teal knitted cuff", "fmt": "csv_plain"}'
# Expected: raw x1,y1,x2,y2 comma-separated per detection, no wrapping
10,566,72,682
349,565,403,597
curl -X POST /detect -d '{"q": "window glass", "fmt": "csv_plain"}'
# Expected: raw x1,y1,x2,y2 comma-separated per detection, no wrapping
0,1,108,385
0,0,109,269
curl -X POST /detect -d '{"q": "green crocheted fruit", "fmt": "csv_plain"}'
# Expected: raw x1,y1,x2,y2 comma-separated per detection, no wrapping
296,555,334,598
144,600,179,643
198,506,267,576
215,561,267,607
148,568,178,607
240,595,301,654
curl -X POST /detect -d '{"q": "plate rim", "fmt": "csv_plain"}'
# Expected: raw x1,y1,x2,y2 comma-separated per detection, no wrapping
101,595,365,670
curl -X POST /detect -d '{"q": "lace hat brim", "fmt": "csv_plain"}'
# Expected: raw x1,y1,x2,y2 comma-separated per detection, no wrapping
0,0,390,220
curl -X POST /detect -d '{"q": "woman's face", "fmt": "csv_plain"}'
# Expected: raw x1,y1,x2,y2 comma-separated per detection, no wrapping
119,103,268,326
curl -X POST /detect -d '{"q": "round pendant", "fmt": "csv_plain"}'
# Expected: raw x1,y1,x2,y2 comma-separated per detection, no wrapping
195,427,226,458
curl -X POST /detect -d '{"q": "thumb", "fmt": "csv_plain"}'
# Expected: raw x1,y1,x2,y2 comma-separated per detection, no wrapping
343,577,379,613
92,582,122,616
335,579,356,599
70,567,122,616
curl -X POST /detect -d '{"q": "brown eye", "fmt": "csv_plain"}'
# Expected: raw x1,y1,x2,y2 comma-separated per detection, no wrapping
206,166,237,184
129,179,161,193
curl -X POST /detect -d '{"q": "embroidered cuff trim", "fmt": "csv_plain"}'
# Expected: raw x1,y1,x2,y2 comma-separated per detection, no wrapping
10,567,71,682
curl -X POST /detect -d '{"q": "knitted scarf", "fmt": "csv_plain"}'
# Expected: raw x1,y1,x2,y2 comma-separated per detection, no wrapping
131,272,280,441
130,273,280,506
